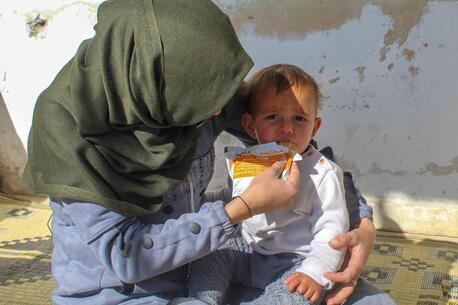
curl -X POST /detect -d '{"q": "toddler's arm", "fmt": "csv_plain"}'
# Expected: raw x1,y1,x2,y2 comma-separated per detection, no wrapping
294,164,349,290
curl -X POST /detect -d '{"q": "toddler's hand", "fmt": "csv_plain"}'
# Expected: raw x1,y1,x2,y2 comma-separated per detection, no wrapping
284,272,322,303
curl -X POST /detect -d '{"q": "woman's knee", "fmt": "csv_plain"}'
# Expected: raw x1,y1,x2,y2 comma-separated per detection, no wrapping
345,278,396,305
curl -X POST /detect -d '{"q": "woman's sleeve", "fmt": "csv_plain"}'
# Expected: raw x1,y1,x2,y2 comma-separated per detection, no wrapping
202,186,232,205
61,200,237,284
343,171,373,230
216,92,257,147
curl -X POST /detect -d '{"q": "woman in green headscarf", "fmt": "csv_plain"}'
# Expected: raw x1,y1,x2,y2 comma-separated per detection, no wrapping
23,0,300,304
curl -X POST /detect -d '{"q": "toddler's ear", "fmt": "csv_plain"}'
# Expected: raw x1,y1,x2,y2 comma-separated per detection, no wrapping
311,117,322,138
241,113,257,139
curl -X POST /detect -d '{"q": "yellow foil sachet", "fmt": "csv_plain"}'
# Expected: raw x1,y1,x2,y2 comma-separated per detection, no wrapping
232,153,292,179
225,142,302,197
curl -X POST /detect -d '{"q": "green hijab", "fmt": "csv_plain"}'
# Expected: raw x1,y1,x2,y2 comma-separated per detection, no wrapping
22,0,253,216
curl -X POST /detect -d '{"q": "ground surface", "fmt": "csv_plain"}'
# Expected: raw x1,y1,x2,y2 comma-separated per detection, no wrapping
0,194,456,305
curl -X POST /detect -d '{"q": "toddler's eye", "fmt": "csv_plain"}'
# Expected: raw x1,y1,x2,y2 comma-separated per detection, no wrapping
294,115,306,122
265,114,280,121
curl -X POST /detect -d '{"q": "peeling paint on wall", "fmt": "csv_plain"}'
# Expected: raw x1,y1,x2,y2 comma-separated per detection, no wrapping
422,157,458,176
377,0,428,55
367,162,408,177
329,77,340,84
328,101,371,112
1,0,458,206
17,1,99,21
229,0,364,40
408,65,420,76
379,45,391,62
8,1,100,40
337,157,362,177
339,159,409,178
26,14,47,38
402,48,416,61
354,66,366,82
222,0,430,62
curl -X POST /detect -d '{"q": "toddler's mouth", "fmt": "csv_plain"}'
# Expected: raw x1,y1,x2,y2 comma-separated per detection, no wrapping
278,141,297,154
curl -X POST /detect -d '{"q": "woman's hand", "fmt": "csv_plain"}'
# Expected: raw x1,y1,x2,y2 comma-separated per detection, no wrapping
225,161,300,224
323,218,376,305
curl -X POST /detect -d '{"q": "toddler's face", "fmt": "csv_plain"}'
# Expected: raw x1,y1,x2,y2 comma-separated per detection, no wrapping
242,85,321,153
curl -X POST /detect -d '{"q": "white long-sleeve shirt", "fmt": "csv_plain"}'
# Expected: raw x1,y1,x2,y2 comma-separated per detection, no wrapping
241,146,349,289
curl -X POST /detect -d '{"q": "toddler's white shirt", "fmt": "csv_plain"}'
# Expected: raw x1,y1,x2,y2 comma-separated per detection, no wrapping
241,146,349,289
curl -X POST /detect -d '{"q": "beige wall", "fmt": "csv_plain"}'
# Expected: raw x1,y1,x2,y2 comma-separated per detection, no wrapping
211,0,458,237
1,0,457,236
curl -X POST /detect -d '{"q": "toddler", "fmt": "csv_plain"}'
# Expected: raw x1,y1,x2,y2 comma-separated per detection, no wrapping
185,64,349,305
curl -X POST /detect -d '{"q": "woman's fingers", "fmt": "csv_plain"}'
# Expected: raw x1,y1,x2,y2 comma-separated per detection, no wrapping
265,160,287,176
324,248,362,284
329,231,359,250
325,221,376,304
286,161,300,190
324,266,358,284
234,160,301,221
325,282,356,305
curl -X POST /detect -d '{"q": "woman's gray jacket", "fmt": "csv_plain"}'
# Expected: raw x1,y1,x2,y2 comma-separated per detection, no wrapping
49,110,372,305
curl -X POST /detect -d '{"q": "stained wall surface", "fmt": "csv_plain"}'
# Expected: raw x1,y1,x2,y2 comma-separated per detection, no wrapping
0,1,457,228
0,92,30,194
213,0,458,207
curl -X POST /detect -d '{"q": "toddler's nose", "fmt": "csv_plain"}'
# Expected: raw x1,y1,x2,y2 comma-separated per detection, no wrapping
280,120,294,134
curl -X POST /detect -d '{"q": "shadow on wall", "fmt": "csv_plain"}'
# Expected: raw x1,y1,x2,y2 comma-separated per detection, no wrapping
0,92,33,195
374,196,403,235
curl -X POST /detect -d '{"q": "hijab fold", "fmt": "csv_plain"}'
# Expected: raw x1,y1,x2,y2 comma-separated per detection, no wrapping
22,0,253,216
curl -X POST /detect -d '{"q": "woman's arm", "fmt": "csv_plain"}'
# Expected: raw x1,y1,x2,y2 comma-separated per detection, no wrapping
62,199,237,284
343,172,374,229
61,161,299,284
